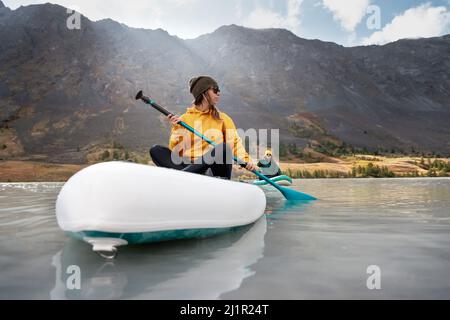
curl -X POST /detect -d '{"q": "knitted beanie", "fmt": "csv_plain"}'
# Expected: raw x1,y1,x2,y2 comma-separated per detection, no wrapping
189,76,219,99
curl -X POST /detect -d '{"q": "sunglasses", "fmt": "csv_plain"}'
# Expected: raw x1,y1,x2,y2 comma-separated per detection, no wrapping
211,86,220,94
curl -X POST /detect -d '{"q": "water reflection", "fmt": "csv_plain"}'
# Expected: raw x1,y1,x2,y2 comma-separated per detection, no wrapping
2,179,448,299
50,216,267,300
265,200,315,220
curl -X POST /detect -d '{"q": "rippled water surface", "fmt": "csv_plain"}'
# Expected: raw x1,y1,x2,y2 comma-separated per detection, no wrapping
1,178,449,299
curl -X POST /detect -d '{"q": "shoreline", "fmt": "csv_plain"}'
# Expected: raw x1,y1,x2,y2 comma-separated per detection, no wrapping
1,157,448,182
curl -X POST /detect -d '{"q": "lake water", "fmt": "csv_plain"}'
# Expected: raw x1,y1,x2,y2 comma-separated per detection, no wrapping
0,178,449,299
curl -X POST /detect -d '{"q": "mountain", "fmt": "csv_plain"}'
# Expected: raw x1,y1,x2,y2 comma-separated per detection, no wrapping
186,25,450,154
0,2,449,164
0,2,206,162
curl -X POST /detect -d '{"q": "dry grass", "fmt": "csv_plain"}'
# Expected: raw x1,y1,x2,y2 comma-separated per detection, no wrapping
281,162,351,174
0,155,448,182
0,161,86,182
281,155,449,177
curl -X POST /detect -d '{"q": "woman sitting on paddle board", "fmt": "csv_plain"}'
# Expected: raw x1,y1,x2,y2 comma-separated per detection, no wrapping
150,76,257,179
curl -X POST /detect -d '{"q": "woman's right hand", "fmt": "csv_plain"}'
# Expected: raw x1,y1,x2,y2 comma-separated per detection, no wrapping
167,114,181,126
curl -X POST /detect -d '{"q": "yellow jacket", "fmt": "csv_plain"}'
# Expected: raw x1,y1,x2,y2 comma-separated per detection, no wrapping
169,106,251,163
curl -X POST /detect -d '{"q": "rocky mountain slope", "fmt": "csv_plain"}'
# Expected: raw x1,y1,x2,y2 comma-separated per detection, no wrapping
0,1,449,163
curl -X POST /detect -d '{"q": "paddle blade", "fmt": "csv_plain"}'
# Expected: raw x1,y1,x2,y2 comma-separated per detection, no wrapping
252,170,317,200
279,185,317,201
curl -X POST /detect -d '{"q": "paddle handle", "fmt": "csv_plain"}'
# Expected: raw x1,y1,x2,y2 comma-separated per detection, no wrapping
136,92,172,117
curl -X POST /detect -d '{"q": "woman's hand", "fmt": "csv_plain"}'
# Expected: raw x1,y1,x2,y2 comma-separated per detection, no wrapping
245,161,258,172
167,114,181,126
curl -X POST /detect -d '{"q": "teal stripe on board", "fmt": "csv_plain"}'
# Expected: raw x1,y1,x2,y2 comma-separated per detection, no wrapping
69,225,250,245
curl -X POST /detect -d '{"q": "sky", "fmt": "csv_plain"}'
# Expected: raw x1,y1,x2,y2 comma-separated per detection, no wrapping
3,0,450,46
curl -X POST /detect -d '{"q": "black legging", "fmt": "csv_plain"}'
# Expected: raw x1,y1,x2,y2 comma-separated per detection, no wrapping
150,143,233,179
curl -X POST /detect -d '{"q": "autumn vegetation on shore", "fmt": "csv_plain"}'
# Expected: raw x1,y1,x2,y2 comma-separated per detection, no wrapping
1,155,449,182
1,138,449,182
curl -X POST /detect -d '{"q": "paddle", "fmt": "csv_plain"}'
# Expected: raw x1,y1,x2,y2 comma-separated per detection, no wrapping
135,90,317,201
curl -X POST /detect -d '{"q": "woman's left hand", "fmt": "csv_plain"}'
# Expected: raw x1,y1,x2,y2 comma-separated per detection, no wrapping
245,161,258,171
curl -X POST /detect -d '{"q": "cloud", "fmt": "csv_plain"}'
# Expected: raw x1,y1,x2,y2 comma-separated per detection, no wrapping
362,3,450,45
166,0,199,7
322,0,371,32
286,0,303,30
243,7,286,29
235,0,243,19
243,0,303,33
3,0,199,30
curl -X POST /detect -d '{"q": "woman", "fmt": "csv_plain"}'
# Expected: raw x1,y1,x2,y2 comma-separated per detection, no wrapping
150,76,257,179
